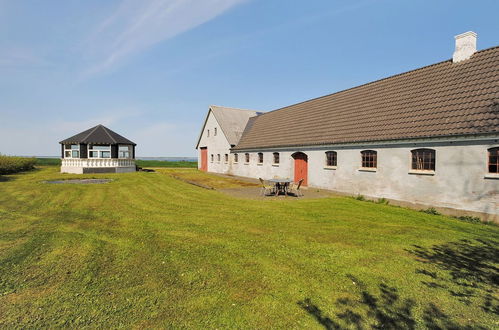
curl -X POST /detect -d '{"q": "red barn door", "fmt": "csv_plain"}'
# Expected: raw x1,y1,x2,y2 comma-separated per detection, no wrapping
293,152,308,186
200,147,208,172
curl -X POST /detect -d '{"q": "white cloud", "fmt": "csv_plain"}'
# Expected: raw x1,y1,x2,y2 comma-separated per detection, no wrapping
82,0,247,76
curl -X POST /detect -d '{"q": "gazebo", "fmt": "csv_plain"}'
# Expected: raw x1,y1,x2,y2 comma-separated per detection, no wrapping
59,124,136,174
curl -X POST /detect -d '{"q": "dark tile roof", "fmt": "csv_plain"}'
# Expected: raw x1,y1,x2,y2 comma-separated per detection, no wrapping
60,124,136,145
234,46,499,150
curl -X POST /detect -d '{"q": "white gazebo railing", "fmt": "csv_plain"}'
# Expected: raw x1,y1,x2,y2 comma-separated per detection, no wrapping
61,158,135,168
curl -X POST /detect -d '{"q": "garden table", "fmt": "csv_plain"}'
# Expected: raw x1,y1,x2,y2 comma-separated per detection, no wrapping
268,178,293,196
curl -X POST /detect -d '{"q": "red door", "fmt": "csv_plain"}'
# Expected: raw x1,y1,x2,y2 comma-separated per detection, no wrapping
293,152,308,186
200,147,208,171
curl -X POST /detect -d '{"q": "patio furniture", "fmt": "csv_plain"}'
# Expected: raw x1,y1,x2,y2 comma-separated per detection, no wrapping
259,178,275,196
288,179,304,197
268,178,293,196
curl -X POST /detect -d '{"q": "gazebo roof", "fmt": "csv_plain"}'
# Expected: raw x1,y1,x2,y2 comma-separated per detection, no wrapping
59,124,136,145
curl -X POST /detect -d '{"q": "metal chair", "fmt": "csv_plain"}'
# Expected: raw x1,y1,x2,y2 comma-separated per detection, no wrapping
288,179,304,197
259,178,274,196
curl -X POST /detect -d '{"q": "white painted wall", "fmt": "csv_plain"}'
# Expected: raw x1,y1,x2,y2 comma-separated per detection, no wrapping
209,139,498,216
197,111,232,173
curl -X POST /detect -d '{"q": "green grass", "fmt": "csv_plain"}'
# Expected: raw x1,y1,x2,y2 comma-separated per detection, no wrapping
0,167,497,328
135,159,197,168
35,158,61,166
34,158,197,168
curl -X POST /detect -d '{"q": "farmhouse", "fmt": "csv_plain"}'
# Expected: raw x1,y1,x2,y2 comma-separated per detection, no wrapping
60,124,136,174
196,32,499,218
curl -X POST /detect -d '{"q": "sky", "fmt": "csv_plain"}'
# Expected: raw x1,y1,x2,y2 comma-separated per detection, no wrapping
0,0,498,157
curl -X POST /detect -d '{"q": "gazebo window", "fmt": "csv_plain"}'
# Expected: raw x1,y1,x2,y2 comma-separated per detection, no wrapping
245,153,250,163
325,151,337,167
214,128,217,136
488,147,499,174
211,154,214,162
119,145,131,159
258,153,264,164
234,153,239,163
361,150,377,168
88,145,111,158
217,154,221,162
224,154,228,163
273,152,280,164
64,144,79,158
207,129,210,137
411,149,435,171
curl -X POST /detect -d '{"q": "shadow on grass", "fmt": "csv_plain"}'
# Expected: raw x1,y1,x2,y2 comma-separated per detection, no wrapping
0,175,13,182
407,238,499,314
298,275,487,329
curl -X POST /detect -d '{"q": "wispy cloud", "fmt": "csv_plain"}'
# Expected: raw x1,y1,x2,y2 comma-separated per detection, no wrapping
82,0,248,76
0,46,51,68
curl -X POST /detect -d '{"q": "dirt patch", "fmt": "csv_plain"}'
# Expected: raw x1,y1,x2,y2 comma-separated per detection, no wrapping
45,179,113,184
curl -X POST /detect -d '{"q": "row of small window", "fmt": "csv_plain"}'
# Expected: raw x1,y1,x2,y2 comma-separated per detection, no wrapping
209,148,499,174
206,128,217,137
325,148,499,173
64,144,131,159
211,152,278,164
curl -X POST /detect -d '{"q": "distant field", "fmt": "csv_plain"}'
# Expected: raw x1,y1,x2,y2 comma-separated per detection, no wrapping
0,167,497,328
135,159,197,168
35,158,197,168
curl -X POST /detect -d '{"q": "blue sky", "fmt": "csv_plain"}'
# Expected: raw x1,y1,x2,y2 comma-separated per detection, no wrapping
0,0,498,157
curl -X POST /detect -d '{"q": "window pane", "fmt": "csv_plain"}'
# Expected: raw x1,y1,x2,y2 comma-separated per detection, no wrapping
234,154,238,162
101,151,110,158
93,145,110,151
119,145,130,151
89,151,99,158
65,151,71,157
72,150,79,158
71,144,79,150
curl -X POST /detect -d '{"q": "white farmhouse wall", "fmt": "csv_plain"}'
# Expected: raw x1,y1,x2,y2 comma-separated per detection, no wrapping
225,139,498,216
197,112,232,173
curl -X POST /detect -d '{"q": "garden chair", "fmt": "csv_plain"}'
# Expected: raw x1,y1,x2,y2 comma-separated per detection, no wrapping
288,179,304,197
259,178,274,196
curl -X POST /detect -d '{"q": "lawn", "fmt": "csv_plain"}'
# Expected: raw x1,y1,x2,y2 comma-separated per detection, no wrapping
0,167,497,328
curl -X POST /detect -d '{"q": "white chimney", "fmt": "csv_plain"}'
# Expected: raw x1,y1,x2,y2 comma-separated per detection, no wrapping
453,31,477,63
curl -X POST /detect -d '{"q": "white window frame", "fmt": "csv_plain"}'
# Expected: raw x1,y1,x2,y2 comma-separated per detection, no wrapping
88,144,111,159
118,145,132,159
64,144,80,159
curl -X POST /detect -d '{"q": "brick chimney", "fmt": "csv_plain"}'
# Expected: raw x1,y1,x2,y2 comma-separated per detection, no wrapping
453,31,477,63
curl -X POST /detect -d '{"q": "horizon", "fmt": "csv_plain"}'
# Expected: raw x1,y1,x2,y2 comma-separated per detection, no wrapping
1,0,498,157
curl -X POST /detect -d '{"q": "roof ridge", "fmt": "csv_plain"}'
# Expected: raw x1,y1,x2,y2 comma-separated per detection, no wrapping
81,125,101,143
101,125,117,144
257,45,499,118
210,105,262,113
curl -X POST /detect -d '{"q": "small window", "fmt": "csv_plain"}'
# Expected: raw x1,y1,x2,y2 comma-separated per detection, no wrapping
361,150,377,168
88,144,111,159
207,129,210,137
258,153,263,164
488,147,499,174
64,144,79,158
119,145,131,159
214,128,217,136
245,153,250,163
224,154,228,163
325,151,337,167
411,149,435,171
273,152,280,164
234,153,238,163
211,154,214,162
217,154,221,162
